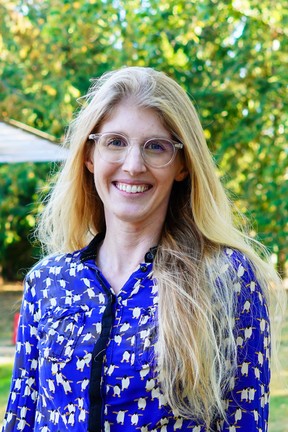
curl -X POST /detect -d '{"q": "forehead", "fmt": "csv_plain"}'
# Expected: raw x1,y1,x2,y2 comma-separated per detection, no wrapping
98,101,171,138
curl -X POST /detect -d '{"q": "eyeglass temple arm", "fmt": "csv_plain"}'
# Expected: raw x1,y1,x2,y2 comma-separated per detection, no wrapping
88,134,100,140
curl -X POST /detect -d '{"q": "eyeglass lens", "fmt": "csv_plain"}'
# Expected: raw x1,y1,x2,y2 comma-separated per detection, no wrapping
98,133,176,167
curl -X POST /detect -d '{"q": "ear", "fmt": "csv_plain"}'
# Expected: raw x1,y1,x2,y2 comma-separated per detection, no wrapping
85,146,95,173
85,157,94,173
174,166,189,182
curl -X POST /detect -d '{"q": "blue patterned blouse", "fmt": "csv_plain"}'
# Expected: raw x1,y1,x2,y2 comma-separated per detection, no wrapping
2,235,270,431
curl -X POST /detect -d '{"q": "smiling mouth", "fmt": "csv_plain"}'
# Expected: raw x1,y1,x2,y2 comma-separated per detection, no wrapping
115,182,151,194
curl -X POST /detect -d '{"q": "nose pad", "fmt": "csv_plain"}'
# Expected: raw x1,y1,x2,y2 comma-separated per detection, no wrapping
122,145,147,174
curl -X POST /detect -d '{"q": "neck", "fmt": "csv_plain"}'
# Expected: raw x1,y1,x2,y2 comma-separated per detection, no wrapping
101,221,161,268
96,219,162,293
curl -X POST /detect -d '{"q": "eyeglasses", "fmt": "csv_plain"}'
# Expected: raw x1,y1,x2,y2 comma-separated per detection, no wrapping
88,132,183,168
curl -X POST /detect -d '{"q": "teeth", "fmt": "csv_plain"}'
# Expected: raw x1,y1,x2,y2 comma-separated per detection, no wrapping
116,183,149,193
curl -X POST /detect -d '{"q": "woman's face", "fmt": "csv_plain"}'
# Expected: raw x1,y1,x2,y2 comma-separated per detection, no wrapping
86,101,187,230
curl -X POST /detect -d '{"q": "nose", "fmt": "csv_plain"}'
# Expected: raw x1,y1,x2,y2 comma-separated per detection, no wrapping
121,144,147,175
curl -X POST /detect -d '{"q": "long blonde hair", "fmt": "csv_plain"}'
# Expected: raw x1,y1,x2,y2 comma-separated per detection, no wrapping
38,67,284,427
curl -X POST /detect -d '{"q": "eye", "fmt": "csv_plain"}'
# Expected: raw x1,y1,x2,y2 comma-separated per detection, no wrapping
145,139,171,153
106,135,127,148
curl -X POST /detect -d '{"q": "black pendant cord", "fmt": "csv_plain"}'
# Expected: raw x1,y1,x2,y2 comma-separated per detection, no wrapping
88,287,115,432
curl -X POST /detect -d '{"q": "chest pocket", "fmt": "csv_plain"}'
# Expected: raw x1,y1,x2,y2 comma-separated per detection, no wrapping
37,306,86,363
134,306,158,370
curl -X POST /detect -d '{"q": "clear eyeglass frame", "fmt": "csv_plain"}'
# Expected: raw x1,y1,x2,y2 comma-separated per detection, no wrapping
88,132,184,168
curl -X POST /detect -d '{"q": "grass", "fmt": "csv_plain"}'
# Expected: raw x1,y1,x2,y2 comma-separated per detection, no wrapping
0,363,13,424
0,288,23,428
269,299,288,432
0,289,287,430
0,290,23,346
270,395,288,432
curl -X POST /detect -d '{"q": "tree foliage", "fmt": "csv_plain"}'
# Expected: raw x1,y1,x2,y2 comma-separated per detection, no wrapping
0,163,53,280
0,0,287,278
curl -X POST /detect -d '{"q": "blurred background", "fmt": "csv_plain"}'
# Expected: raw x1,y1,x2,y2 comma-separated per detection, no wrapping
0,0,287,429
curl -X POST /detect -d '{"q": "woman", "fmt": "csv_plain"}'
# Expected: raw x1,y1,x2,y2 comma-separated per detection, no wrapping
3,66,283,432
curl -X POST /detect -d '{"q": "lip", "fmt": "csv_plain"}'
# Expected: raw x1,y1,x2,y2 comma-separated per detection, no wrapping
113,181,152,194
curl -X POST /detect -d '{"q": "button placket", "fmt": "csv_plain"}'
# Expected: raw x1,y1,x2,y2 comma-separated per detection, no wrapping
105,294,124,364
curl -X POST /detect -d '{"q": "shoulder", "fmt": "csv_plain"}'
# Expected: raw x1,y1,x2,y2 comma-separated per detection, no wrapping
219,247,264,293
223,247,257,278
25,247,85,285
214,247,269,320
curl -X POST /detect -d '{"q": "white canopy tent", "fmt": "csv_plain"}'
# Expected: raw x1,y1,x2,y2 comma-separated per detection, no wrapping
0,120,68,163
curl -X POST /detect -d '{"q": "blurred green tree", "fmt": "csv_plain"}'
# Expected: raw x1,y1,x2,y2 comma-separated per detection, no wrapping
0,163,54,280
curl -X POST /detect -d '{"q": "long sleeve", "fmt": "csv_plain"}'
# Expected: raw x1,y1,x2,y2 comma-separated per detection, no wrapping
216,251,271,432
2,277,40,431
1,247,111,432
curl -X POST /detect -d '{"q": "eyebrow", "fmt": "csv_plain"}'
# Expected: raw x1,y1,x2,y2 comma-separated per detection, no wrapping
97,131,173,141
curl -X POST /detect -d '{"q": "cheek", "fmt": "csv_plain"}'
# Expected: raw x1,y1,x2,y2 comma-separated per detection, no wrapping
157,174,177,198
92,162,114,191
